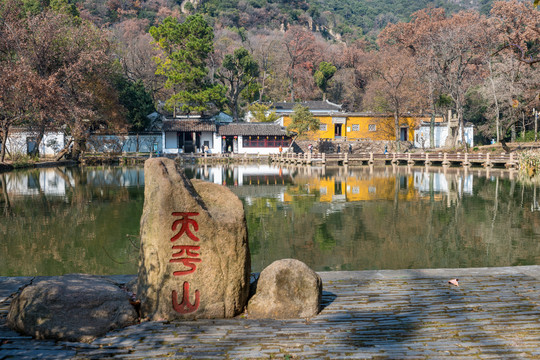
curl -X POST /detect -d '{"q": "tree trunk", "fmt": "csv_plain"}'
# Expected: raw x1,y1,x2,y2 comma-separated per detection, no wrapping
54,139,73,161
488,60,501,142
429,81,435,148
30,124,46,157
535,110,538,142
458,107,468,152
289,64,295,102
394,111,400,142
232,88,240,122
288,135,298,152
499,118,521,153
521,111,525,139
500,138,511,153
71,138,86,161
259,70,267,102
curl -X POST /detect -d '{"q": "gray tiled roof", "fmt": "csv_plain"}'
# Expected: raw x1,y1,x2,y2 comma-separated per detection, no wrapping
218,123,288,136
162,120,216,132
270,100,342,112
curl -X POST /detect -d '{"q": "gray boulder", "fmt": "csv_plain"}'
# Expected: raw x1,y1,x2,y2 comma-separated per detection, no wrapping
7,274,138,343
247,259,322,319
137,158,250,321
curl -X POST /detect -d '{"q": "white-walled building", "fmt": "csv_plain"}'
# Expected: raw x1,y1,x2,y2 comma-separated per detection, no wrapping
161,117,291,155
414,121,474,149
217,123,290,155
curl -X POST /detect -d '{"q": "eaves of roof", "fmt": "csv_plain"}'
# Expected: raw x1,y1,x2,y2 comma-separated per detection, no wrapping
218,123,288,136
162,120,216,132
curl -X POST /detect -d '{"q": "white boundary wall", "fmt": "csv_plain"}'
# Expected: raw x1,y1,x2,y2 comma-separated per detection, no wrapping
5,132,65,156
414,124,473,149
87,134,162,153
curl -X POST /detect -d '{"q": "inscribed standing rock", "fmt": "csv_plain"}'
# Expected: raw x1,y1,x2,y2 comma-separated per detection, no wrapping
137,158,250,320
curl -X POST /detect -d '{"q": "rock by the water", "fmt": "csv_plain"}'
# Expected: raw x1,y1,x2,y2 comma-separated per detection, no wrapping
7,274,138,343
247,259,322,319
137,158,250,320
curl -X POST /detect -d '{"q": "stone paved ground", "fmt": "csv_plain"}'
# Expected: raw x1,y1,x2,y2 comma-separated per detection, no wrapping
1,266,540,359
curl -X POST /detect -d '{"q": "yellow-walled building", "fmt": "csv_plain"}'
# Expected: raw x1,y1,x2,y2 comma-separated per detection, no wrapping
267,101,442,142
279,112,437,142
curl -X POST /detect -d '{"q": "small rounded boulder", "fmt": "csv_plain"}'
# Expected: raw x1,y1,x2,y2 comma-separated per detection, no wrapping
247,259,322,319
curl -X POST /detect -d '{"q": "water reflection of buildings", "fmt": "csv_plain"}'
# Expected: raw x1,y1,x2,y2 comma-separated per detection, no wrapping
284,168,473,203
188,165,293,186
0,165,512,204
186,165,294,203
414,171,473,195
186,165,475,204
85,167,144,187
2,167,145,198
5,168,70,196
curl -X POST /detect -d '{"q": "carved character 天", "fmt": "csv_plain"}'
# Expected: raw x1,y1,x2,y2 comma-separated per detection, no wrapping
170,212,200,242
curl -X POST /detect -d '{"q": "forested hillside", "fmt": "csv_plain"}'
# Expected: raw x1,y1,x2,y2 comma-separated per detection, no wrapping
0,0,538,161
310,0,495,36
75,0,497,40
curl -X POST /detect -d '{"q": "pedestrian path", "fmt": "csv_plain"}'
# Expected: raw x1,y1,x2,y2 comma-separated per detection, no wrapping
1,266,540,359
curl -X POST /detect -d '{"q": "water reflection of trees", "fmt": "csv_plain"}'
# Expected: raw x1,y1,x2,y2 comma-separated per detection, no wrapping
2,165,539,276
0,166,144,276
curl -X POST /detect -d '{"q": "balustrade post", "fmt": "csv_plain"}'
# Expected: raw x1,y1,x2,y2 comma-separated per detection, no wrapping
463,152,470,167
485,152,492,167
407,152,414,165
442,152,450,166
424,152,431,166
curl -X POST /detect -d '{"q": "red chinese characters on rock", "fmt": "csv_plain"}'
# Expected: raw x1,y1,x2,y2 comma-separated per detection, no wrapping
172,281,200,314
171,212,200,242
170,245,201,276
169,212,201,314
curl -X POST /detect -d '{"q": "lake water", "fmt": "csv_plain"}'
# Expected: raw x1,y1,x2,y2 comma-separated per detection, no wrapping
1,164,539,276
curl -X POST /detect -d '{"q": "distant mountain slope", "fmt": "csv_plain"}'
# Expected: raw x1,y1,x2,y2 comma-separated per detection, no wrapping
195,0,496,39
308,0,494,36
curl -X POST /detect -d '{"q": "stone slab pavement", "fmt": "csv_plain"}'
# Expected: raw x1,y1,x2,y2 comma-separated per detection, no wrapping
1,266,540,359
